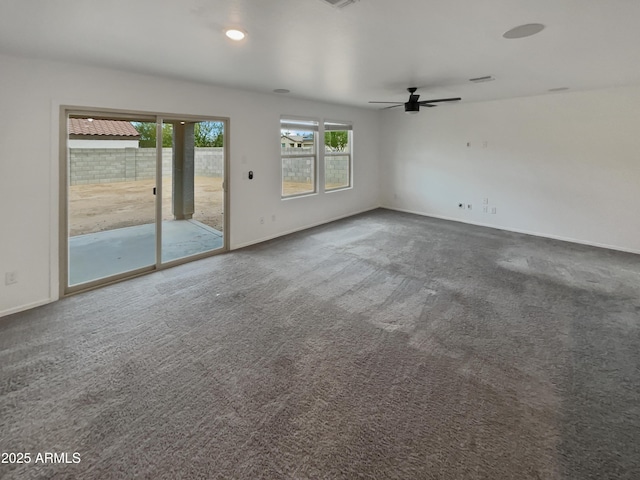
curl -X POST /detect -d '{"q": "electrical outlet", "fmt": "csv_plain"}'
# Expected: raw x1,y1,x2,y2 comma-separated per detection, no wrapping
491,207,497,214
5,271,18,285
483,206,488,213
483,198,489,205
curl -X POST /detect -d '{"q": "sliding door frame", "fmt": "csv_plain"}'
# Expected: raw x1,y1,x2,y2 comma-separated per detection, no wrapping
59,106,230,297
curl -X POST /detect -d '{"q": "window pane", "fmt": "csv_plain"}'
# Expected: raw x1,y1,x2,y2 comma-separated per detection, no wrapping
324,130,350,154
281,121,316,197
161,120,225,264
282,156,315,196
68,117,156,286
325,155,350,190
281,130,315,156
324,128,351,190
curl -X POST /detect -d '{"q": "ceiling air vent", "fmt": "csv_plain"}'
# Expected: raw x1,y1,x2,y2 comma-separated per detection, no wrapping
320,0,360,8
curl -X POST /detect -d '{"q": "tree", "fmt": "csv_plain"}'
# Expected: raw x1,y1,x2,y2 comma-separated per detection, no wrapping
134,121,223,147
324,131,348,152
134,122,157,148
162,124,173,147
194,121,224,147
133,122,173,148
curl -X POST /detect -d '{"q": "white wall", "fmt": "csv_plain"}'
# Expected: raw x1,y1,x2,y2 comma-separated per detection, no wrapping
67,139,139,148
0,53,380,317
380,85,640,254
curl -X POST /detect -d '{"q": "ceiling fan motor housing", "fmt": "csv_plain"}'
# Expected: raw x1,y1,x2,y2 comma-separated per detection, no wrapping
404,102,420,114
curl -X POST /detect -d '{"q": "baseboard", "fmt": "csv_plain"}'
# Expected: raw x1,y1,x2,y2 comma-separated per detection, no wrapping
383,206,640,256
0,298,53,319
232,206,380,250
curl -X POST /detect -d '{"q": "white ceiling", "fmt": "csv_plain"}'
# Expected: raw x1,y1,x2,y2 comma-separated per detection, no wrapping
2,0,640,109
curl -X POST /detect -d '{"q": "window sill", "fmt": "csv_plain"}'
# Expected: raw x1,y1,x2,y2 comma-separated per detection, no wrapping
325,185,353,194
281,191,319,200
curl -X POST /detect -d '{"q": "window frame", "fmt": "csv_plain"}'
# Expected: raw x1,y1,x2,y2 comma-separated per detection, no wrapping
280,117,319,199
323,121,353,192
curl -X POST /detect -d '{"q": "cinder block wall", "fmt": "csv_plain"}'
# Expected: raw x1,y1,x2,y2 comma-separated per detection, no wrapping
281,157,314,183
69,148,127,184
325,155,350,185
281,148,349,185
70,148,224,185
70,147,350,186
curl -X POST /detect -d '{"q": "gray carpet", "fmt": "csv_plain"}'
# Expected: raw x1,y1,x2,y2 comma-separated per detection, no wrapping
1,209,639,479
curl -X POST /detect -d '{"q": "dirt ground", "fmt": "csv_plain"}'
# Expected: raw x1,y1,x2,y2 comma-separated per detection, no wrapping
282,181,314,196
69,178,347,236
69,177,224,236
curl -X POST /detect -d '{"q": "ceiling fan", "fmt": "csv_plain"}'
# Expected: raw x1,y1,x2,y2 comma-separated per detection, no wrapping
369,87,461,114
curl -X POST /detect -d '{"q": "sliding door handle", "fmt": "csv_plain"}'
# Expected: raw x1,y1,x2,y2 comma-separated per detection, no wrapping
153,187,156,195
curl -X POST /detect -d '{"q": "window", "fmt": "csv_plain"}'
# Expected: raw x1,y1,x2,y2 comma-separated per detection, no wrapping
324,121,352,191
281,118,318,197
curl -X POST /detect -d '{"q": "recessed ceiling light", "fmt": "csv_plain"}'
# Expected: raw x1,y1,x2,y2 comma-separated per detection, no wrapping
548,87,569,92
273,89,290,94
503,23,545,39
224,28,246,41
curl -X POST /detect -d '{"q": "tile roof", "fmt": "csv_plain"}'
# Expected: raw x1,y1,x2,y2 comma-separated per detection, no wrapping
68,118,140,137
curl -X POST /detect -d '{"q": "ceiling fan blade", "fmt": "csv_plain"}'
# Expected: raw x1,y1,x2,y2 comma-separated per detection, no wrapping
420,103,438,107
419,97,461,104
369,101,403,104
381,104,403,110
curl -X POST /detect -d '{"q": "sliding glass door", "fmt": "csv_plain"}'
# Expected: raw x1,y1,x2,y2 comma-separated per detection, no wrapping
63,110,227,293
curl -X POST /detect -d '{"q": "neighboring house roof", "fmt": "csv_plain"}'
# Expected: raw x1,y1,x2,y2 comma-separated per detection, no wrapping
281,134,313,143
281,134,302,142
68,118,140,138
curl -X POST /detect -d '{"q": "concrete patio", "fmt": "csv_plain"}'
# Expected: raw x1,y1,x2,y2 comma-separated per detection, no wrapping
69,219,223,286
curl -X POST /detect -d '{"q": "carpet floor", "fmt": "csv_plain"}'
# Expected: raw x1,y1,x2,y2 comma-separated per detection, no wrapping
1,209,639,479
